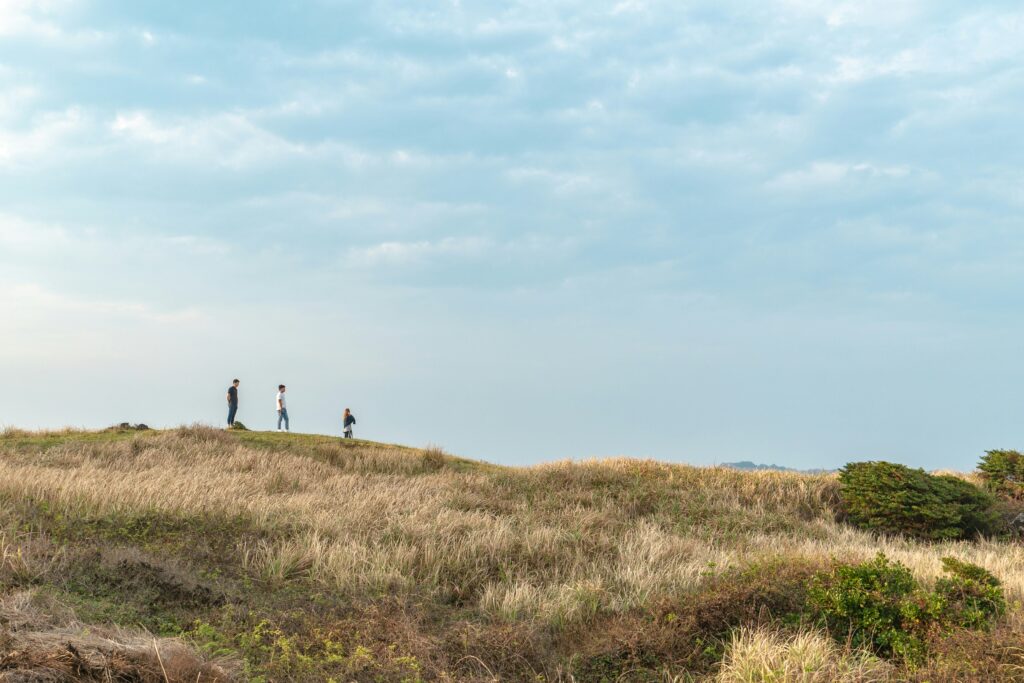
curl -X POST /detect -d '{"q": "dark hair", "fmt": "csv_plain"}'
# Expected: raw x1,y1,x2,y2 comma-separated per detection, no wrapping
233,379,240,384
278,384,286,390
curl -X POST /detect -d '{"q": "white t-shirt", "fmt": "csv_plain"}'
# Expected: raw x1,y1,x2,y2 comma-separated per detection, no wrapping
276,392,287,409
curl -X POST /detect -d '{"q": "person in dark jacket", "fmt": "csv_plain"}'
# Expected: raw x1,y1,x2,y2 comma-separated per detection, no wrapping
343,408,356,439
226,379,240,428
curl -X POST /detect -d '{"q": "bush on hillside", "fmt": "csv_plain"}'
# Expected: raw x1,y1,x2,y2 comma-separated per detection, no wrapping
809,553,1006,662
229,421,249,431
838,461,1000,540
809,553,934,661
977,449,1024,499
935,557,1006,629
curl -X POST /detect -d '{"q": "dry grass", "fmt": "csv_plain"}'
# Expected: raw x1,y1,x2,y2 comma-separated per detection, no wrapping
0,430,849,623
716,628,892,682
0,428,1019,613
0,588,234,682
0,426,1021,680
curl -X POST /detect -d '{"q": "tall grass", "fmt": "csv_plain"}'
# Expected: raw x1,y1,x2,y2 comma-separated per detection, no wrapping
1,426,1021,632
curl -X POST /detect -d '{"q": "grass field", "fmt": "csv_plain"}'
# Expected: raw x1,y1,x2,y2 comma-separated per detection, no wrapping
0,426,1021,681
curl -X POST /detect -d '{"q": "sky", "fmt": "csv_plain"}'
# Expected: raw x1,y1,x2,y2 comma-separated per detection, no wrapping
2,0,1024,470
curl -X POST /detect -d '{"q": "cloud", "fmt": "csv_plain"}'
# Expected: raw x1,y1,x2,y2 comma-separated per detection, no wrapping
0,0,108,44
780,0,924,28
0,85,41,121
0,107,87,166
107,110,465,170
0,212,70,249
506,167,599,195
109,111,311,168
0,0,66,39
0,282,204,324
345,236,493,267
766,162,911,191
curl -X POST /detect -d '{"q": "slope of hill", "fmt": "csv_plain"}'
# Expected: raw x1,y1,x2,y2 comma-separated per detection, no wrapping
0,426,1021,681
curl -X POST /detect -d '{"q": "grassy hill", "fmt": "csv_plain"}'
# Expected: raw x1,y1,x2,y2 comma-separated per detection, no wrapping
0,426,1021,681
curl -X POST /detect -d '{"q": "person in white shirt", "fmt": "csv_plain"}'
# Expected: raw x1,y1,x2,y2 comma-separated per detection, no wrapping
276,384,289,432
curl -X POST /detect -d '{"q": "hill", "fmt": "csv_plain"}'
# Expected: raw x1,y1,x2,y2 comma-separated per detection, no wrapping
0,426,1021,681
721,460,834,474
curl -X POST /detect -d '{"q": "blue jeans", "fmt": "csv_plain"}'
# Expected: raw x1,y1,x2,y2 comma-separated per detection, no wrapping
227,403,238,426
277,408,289,431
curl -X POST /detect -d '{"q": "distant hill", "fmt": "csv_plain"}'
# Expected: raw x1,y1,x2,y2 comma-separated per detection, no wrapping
722,460,835,474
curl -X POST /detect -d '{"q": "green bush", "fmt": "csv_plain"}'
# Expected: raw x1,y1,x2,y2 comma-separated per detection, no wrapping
229,421,249,431
808,553,935,661
935,557,1006,629
838,461,1000,540
809,553,1006,663
977,449,1024,499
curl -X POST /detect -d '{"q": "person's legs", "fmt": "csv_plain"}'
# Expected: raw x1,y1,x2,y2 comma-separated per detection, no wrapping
282,409,289,431
277,410,284,430
228,404,237,426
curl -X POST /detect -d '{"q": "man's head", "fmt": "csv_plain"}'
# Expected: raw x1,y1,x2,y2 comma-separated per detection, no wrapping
233,379,240,386
344,408,350,415
279,384,286,392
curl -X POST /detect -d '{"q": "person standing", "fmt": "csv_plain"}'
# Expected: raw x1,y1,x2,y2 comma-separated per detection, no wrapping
343,408,356,439
226,379,240,428
276,385,289,432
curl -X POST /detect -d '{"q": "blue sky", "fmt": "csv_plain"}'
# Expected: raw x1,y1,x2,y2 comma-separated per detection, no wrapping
2,0,1023,469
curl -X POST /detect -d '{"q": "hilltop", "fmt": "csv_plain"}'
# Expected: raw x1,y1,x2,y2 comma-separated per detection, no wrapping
0,426,1021,681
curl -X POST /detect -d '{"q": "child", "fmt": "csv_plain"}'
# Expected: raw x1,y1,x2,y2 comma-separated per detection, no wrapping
343,408,356,439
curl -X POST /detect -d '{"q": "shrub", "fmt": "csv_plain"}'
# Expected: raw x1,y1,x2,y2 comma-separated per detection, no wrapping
838,461,1000,540
229,421,249,431
934,557,1006,629
421,446,446,472
809,554,1007,663
809,553,935,662
977,449,1024,499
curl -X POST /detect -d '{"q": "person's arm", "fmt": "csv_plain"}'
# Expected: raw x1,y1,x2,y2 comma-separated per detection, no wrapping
227,391,231,403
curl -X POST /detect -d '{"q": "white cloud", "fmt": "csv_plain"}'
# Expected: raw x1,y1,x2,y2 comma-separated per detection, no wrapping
0,106,87,166
107,110,461,170
766,162,911,191
0,282,204,324
0,0,108,44
161,234,231,255
0,212,70,249
0,0,65,38
780,0,924,28
0,85,40,121
506,166,598,195
110,111,310,168
345,236,492,267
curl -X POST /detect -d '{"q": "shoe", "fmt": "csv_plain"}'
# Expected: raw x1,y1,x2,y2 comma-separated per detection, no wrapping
277,429,282,432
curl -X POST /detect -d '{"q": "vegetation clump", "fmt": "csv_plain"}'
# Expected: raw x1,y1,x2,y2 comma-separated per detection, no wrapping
934,557,1007,629
978,449,1024,498
838,461,1000,540
809,553,1006,663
